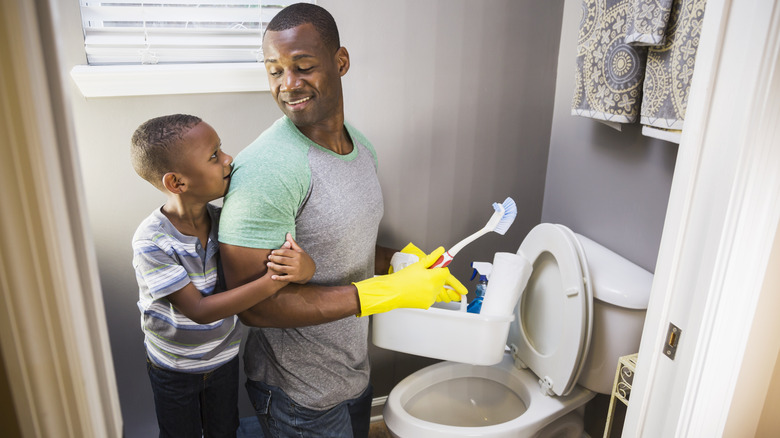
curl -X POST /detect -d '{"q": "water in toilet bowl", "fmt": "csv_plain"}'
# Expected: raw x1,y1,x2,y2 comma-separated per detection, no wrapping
404,376,527,427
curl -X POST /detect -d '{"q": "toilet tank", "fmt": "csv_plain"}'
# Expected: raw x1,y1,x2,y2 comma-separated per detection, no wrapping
574,233,653,395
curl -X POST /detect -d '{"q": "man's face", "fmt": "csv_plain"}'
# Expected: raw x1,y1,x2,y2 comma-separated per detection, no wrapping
262,23,348,128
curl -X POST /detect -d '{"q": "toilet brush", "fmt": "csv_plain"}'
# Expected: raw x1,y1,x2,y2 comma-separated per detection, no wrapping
430,197,517,269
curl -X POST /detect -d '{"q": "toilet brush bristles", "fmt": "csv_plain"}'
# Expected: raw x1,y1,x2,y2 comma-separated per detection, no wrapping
492,197,517,235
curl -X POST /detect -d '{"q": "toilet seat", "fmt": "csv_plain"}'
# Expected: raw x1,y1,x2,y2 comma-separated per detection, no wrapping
556,225,594,391
509,223,592,397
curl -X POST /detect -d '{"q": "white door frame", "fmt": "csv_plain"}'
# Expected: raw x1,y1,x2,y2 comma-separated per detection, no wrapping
623,0,780,436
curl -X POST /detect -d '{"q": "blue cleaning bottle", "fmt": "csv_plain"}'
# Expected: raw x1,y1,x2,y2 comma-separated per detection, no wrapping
467,262,492,314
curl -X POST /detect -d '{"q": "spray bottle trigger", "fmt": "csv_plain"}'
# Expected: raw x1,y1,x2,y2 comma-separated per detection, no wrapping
470,261,492,281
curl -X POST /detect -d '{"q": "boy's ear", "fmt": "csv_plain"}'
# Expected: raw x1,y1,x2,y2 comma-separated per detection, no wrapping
162,172,186,194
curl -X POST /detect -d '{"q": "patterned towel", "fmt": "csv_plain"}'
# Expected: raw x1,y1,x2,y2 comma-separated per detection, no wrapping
640,0,706,130
572,0,648,124
626,0,674,45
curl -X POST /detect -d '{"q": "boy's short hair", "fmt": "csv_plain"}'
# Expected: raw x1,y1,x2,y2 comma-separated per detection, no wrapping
265,3,340,53
130,114,202,189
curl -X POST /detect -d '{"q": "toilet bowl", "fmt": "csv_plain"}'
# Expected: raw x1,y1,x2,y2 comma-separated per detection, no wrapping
377,223,652,438
383,354,594,438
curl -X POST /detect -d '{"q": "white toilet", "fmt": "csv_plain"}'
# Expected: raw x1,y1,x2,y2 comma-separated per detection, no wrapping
375,223,652,438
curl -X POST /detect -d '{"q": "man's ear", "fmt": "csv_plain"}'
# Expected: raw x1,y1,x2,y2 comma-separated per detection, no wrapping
162,172,186,194
336,46,350,77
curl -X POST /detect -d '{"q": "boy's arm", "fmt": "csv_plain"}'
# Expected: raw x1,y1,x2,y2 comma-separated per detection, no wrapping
166,270,287,325
167,234,316,324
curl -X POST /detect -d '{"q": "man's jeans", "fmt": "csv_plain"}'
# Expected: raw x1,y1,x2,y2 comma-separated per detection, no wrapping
246,379,373,438
146,356,239,438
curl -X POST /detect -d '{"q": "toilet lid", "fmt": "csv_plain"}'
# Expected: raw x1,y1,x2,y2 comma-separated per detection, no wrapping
507,223,591,397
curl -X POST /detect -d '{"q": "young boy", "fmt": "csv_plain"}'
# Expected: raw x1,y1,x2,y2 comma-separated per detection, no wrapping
130,114,315,438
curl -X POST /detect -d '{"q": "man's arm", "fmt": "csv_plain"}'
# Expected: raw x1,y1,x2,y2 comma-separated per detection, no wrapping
375,245,396,275
221,243,360,328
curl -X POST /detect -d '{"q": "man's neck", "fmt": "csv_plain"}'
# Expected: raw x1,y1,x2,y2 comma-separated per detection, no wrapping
297,118,353,155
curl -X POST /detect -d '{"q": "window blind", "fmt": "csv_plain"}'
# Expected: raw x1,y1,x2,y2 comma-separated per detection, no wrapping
79,1,311,65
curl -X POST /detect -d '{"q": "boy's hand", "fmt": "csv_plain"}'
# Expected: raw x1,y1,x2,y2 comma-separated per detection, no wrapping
267,233,315,284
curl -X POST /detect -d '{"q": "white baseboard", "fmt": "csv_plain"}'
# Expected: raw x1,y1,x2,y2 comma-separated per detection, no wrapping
370,395,388,423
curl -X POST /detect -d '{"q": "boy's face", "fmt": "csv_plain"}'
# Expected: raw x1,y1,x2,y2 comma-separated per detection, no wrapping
175,122,233,201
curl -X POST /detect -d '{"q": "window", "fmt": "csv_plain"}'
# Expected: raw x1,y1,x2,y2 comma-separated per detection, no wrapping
72,1,312,97
79,0,310,65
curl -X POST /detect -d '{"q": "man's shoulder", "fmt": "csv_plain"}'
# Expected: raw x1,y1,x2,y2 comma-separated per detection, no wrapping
234,118,310,168
345,121,376,159
245,117,308,150
345,121,372,146
233,118,317,183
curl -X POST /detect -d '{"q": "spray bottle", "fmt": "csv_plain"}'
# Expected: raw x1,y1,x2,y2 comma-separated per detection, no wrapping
467,262,492,314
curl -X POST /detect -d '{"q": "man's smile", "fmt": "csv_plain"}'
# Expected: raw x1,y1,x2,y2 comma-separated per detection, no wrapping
287,96,311,105
283,95,312,110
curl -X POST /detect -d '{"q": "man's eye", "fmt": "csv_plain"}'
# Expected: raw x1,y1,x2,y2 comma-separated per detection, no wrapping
269,70,282,77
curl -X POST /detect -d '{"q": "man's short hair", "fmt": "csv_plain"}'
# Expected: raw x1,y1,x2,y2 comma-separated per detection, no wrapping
130,114,202,189
265,3,340,53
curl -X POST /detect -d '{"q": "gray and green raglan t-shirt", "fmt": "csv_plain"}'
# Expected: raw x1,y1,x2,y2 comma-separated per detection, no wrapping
219,116,384,410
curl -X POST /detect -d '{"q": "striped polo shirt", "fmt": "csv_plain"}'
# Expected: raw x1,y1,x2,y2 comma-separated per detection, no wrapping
132,204,241,373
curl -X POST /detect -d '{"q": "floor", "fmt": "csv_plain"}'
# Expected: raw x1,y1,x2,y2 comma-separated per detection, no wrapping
237,416,393,437
368,420,393,438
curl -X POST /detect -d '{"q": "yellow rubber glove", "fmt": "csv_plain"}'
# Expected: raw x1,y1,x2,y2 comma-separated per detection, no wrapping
389,243,464,303
355,246,468,317
387,242,425,274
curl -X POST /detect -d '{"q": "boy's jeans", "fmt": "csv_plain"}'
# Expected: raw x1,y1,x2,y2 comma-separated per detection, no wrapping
245,378,372,438
147,356,239,438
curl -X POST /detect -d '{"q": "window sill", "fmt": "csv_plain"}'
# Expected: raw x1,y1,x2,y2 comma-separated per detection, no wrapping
70,63,269,98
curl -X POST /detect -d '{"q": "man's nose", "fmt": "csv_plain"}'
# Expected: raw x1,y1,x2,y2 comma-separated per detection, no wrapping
281,71,301,91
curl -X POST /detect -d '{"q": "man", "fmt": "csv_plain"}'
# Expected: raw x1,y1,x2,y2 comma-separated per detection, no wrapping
218,3,466,437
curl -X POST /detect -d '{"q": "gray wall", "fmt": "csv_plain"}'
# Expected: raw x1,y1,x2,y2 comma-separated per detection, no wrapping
543,0,677,272
62,1,564,436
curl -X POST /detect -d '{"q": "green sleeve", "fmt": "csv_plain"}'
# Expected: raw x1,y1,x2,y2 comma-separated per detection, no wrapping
218,137,310,249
